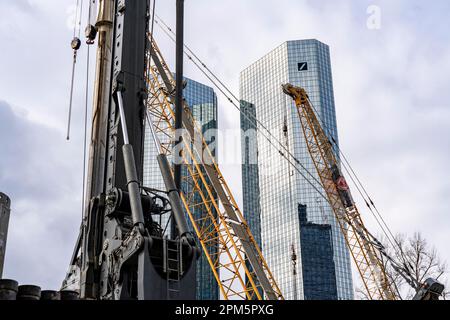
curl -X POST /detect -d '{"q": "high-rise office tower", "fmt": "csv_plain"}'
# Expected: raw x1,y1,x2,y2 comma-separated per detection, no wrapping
143,76,219,300
240,40,354,300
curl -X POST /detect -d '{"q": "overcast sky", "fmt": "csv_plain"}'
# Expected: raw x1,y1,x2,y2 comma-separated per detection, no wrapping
0,0,449,294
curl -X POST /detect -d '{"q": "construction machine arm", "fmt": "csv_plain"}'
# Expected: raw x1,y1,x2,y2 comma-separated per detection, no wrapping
283,83,445,300
283,84,397,300
145,38,284,300
413,278,445,300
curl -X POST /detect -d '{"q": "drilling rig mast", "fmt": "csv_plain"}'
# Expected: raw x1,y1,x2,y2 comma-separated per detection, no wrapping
0,192,11,279
63,0,198,300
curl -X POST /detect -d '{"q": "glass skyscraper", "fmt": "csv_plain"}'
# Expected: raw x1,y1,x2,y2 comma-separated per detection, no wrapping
240,39,354,300
241,101,262,249
298,204,338,300
143,76,219,300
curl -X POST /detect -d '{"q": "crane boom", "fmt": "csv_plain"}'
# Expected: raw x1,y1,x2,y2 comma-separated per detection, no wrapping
145,38,284,300
282,84,397,300
283,83,446,300
62,1,282,300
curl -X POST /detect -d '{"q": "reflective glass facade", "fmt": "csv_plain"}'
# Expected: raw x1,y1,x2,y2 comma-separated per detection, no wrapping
240,101,263,298
299,204,338,300
240,101,262,249
240,40,353,300
143,76,219,300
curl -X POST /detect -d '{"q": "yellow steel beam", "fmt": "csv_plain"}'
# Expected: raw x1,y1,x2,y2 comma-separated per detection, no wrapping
283,84,397,300
145,38,283,300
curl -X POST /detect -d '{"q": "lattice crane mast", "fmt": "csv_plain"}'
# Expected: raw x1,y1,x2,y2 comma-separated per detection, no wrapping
283,84,444,300
145,38,284,300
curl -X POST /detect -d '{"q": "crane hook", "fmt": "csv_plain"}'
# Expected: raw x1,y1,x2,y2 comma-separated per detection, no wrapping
67,37,82,141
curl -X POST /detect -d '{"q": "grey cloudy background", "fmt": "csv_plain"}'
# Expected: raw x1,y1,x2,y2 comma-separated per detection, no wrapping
0,0,449,294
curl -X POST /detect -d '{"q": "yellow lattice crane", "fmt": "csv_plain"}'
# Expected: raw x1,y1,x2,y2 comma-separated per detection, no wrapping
283,83,444,300
144,37,284,300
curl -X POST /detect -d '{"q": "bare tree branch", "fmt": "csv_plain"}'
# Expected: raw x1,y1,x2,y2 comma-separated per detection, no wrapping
356,232,448,300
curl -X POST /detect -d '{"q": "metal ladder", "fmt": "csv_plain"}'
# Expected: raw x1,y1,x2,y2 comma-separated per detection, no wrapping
164,238,182,300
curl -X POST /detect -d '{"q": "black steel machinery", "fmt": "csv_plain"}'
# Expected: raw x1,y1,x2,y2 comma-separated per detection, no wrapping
0,0,283,301
60,0,198,300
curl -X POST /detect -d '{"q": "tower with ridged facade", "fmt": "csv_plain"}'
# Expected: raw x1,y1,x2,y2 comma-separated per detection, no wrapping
240,40,353,300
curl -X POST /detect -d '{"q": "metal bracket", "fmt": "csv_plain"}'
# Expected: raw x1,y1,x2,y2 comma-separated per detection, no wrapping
112,227,146,283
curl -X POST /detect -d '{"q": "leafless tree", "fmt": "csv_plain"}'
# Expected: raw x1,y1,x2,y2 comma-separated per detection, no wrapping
356,232,448,300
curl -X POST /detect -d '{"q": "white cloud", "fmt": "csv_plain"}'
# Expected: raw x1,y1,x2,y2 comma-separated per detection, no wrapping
0,101,81,289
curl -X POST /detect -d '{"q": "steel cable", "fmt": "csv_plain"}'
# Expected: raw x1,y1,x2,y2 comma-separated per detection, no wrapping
153,16,330,204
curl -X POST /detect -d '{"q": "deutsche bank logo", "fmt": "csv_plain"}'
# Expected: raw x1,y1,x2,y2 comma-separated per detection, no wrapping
298,62,308,71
